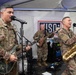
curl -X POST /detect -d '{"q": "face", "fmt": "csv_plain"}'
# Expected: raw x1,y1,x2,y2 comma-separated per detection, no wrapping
40,24,45,31
1,8,14,23
62,18,72,28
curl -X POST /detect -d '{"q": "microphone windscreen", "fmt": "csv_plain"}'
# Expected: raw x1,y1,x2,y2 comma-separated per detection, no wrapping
73,23,76,27
11,16,16,20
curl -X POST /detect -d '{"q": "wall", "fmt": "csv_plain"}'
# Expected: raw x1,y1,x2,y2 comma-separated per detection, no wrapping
12,10,76,58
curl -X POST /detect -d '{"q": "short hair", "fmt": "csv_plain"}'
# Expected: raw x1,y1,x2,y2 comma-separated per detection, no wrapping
62,16,70,21
0,5,13,12
40,23,45,25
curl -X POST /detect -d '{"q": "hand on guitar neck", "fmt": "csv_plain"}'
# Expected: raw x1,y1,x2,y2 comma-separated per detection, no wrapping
23,41,36,51
48,28,60,38
25,45,31,51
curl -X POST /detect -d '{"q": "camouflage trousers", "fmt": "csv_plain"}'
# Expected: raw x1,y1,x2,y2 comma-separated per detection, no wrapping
37,46,48,62
0,63,18,75
62,57,76,75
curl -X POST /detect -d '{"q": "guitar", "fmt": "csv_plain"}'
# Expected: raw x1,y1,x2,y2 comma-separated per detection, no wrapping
0,41,36,74
36,36,45,47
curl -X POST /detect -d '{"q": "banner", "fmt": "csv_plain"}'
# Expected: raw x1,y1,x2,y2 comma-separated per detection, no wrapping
38,20,61,33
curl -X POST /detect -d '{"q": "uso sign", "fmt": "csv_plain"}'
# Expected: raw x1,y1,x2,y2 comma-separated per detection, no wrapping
38,20,61,33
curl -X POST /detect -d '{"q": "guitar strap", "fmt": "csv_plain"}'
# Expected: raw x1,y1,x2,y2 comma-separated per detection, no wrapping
10,45,18,54
12,28,18,44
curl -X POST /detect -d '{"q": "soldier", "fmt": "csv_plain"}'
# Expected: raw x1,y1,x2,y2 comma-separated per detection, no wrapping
0,6,31,75
58,16,76,75
33,23,54,67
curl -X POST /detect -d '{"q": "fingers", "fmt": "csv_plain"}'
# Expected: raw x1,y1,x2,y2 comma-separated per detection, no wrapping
25,45,31,51
14,57,18,62
10,55,18,62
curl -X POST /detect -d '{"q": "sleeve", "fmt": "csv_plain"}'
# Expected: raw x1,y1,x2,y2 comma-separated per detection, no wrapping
58,31,76,46
0,27,10,60
0,27,5,41
33,31,39,40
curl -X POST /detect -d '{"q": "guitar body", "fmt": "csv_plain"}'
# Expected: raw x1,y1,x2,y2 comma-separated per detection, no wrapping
37,37,45,47
0,45,17,74
0,60,15,74
0,42,36,74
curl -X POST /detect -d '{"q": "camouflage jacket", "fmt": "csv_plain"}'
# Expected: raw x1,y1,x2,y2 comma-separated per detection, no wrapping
58,28,76,55
0,18,18,60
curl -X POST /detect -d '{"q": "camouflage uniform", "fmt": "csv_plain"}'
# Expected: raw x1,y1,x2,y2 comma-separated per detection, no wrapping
33,30,53,65
0,18,18,75
58,28,76,75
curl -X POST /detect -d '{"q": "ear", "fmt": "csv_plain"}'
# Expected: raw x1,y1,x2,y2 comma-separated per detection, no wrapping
40,25,41,30
62,20,65,25
0,11,3,16
0,12,1,17
0,12,1,15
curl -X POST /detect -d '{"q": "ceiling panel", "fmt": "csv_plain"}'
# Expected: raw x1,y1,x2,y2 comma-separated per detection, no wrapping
0,0,62,9
0,0,12,6
12,0,60,9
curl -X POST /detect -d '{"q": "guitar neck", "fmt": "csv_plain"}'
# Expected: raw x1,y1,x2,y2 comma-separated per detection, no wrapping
16,41,36,58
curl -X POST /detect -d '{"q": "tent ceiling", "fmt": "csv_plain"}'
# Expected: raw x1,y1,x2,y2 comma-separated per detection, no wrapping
0,0,12,6
61,0,76,9
0,0,76,10
0,0,62,9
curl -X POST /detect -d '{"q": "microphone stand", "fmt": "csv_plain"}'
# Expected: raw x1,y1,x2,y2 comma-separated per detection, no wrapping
11,16,27,75
17,31,33,75
17,31,32,45
19,22,26,75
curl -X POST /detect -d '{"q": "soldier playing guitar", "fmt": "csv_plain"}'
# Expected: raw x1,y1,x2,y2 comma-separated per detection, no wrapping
33,23,54,67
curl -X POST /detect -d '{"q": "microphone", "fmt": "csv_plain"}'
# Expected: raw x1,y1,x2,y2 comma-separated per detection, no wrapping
73,23,76,27
11,16,27,24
